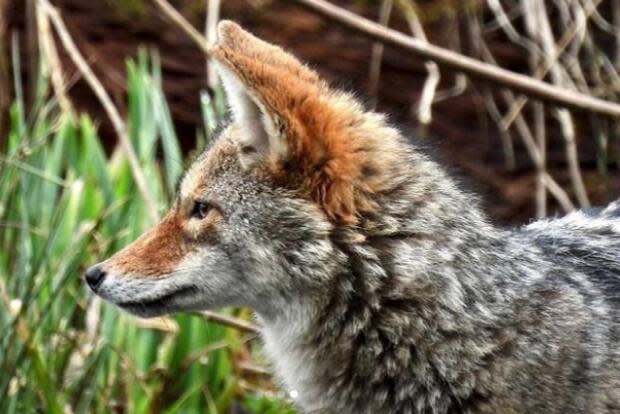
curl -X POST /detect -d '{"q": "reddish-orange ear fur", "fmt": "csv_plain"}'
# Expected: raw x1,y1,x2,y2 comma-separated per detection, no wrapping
213,21,391,225
216,21,323,86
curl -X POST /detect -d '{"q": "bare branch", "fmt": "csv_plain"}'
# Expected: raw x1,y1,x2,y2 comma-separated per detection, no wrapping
534,102,546,218
543,173,576,213
0,0,9,144
237,361,272,377
557,108,590,207
40,0,159,223
500,0,604,130
196,310,259,334
397,0,440,126
154,0,212,55
467,12,575,213
205,0,222,89
481,86,516,171
523,0,590,208
35,1,74,116
293,0,620,118
368,0,393,109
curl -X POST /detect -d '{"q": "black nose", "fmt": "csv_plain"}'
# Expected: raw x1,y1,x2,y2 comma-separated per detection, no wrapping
85,264,106,291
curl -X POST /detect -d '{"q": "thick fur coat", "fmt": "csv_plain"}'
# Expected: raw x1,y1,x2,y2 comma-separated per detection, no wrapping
86,21,620,413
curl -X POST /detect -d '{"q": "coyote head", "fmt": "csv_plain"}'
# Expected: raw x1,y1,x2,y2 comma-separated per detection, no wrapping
85,21,408,318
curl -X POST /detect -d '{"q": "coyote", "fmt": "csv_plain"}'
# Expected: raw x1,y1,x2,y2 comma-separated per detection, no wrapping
86,21,620,413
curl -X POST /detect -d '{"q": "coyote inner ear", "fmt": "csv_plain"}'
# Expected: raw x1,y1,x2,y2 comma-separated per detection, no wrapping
212,21,383,225
213,60,276,164
212,21,322,167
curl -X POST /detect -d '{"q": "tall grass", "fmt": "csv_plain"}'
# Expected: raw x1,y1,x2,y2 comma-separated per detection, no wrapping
0,49,293,414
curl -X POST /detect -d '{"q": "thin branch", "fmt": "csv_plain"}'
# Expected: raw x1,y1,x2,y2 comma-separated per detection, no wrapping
205,0,222,89
397,0,440,126
35,1,74,116
500,0,604,130
467,12,575,213
154,0,212,55
615,0,620,69
195,310,259,334
237,361,272,377
429,73,467,104
557,108,590,207
543,172,576,212
523,0,590,208
367,0,393,109
26,0,38,110
534,102,547,218
465,4,514,169
0,0,10,144
131,315,180,334
40,0,159,223
485,0,525,45
521,1,546,217
481,86,516,171
293,0,620,118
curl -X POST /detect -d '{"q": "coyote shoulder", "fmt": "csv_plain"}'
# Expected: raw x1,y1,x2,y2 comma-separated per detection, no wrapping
86,21,620,413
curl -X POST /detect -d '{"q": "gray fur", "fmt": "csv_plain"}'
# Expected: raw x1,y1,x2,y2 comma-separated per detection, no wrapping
93,99,620,414
246,152,620,414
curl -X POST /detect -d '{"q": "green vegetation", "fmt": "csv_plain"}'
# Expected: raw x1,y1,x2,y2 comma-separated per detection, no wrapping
0,49,294,414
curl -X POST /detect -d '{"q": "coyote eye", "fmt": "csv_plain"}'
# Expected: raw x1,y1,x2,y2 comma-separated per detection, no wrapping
190,201,212,220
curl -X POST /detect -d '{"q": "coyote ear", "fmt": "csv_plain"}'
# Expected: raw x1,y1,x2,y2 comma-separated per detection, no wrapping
215,21,320,85
212,20,322,166
213,60,278,162
211,21,388,225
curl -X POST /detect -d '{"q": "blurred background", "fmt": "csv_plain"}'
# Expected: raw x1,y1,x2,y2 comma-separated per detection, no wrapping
1,0,619,413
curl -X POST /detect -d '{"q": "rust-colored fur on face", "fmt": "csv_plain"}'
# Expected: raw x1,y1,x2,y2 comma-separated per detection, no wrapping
107,211,189,276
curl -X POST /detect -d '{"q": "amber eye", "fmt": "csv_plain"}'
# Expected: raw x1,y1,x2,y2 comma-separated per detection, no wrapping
190,201,212,220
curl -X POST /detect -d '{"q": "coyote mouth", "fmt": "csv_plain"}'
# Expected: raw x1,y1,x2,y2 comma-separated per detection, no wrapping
118,285,199,316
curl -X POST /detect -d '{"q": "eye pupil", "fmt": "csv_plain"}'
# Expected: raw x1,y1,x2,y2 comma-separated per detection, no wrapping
192,202,211,219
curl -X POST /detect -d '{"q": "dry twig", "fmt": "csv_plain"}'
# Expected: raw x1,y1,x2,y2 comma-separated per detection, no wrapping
205,0,222,89
39,0,159,223
368,0,393,109
501,0,604,131
0,0,9,143
154,0,212,55
468,11,575,213
397,0,441,126
293,0,620,118
154,0,620,119
533,101,546,218
196,310,259,334
523,0,590,208
35,1,74,116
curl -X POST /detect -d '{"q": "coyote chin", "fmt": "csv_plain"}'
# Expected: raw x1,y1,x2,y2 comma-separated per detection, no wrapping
86,21,620,414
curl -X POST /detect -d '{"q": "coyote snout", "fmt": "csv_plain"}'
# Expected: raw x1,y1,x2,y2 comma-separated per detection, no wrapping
87,20,620,414
85,196,255,317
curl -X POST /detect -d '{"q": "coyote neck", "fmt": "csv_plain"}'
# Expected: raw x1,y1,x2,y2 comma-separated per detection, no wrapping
260,183,514,413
